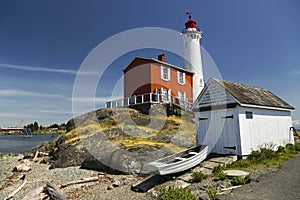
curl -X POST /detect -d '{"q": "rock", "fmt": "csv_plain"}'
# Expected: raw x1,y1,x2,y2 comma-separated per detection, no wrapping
51,107,195,175
23,152,34,159
107,185,114,190
112,180,121,187
81,156,122,174
13,163,31,172
44,182,66,200
223,170,250,178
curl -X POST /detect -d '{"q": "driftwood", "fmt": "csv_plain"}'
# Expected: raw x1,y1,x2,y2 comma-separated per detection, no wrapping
4,174,27,200
22,186,44,200
60,176,100,188
44,182,66,200
32,151,50,162
220,185,242,191
33,151,39,162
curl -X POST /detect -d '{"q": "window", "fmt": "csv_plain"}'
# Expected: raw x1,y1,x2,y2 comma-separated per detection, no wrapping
161,65,170,81
177,71,186,85
161,88,170,102
245,111,253,119
178,91,186,104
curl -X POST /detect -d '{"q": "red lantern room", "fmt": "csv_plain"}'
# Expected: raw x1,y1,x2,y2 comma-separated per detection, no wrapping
182,12,200,33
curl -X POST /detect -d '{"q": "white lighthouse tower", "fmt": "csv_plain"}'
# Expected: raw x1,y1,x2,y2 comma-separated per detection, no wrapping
181,13,204,101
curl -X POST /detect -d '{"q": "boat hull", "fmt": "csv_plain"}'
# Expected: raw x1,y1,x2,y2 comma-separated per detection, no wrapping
147,145,208,175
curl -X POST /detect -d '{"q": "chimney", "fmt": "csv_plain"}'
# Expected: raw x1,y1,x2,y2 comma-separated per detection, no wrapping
158,54,166,62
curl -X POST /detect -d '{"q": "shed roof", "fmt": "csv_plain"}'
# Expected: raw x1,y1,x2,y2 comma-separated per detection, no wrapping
193,78,294,111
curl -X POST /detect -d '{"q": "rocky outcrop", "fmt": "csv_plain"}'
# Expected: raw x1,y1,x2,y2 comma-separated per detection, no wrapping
50,107,195,175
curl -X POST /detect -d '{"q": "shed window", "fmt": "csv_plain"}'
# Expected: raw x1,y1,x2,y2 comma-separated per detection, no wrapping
245,111,253,119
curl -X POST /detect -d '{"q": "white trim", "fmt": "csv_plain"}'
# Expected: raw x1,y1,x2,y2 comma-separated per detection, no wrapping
161,65,170,81
161,87,168,102
239,103,293,112
177,71,186,85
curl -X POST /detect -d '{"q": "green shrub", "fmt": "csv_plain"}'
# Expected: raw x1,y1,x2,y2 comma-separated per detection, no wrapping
226,159,251,169
277,146,286,153
231,176,247,186
206,187,218,200
295,143,300,152
212,165,224,175
217,171,227,181
191,171,208,182
248,147,278,164
159,187,197,200
285,143,296,154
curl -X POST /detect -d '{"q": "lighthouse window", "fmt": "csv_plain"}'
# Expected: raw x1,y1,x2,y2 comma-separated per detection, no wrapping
160,65,170,81
177,71,186,85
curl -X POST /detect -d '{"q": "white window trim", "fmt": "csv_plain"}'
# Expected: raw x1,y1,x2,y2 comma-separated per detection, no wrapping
161,87,170,102
161,65,170,81
178,91,186,105
177,71,186,85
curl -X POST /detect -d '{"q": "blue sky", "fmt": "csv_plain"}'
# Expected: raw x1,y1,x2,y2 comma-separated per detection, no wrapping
0,0,299,127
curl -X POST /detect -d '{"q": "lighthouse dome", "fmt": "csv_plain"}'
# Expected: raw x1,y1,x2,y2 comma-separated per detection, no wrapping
182,13,200,33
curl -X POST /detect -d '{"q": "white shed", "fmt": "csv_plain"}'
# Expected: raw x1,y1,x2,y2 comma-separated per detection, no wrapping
193,78,294,156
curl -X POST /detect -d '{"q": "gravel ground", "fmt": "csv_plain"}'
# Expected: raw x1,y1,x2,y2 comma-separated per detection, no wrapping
219,154,300,200
0,155,154,200
1,154,299,200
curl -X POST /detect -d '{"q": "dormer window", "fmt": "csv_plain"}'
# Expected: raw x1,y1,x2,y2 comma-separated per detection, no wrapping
177,71,186,85
161,65,170,81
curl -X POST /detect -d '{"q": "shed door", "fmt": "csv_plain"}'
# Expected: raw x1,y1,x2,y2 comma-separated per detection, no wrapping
221,112,237,154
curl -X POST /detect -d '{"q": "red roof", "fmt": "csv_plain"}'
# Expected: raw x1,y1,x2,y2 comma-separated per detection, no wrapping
185,15,197,29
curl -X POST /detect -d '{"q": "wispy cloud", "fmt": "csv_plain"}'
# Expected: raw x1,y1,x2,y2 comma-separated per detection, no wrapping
0,63,96,75
289,70,300,76
71,96,123,104
0,89,65,98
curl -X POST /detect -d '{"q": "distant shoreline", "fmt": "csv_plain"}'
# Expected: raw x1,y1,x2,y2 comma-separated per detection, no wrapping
0,131,65,135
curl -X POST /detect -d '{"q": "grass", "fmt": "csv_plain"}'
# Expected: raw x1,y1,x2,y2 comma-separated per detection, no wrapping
191,171,208,182
223,143,300,171
51,108,196,154
159,187,197,200
206,187,218,200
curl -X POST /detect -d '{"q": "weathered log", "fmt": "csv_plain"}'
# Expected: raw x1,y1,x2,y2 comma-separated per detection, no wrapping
59,176,100,188
44,182,66,200
4,174,27,200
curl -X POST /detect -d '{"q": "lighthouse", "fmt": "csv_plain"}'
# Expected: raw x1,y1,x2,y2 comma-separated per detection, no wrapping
181,13,204,101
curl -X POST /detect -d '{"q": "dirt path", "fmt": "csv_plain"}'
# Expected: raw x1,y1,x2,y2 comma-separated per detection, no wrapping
219,154,300,200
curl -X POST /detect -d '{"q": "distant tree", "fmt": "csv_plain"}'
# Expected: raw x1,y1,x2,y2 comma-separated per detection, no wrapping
33,121,39,131
49,124,59,129
59,123,66,130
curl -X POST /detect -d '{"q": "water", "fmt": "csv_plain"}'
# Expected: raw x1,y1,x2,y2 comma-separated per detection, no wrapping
0,134,59,154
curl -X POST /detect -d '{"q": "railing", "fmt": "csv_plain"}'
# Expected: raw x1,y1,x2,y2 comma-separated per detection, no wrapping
182,27,201,34
106,93,194,112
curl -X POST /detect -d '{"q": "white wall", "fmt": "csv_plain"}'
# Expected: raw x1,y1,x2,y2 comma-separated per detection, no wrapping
195,108,241,155
238,106,294,155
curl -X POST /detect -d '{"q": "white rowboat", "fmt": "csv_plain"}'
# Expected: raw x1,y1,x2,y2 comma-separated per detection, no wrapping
147,145,208,175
